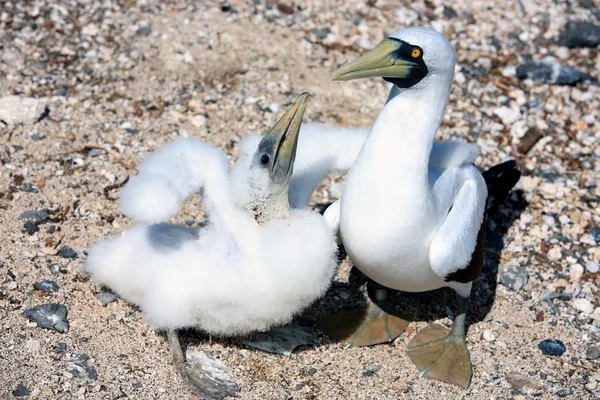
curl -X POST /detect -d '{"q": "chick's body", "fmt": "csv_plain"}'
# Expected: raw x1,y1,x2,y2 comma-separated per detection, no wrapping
87,208,336,336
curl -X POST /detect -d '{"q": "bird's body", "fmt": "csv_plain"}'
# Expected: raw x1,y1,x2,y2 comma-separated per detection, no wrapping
86,94,338,399
319,27,520,388
339,84,485,298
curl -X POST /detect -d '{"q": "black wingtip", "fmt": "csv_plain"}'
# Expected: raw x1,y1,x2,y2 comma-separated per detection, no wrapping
483,160,521,215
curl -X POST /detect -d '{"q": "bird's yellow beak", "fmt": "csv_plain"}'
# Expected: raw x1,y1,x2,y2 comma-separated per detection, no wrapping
265,92,310,182
332,38,425,82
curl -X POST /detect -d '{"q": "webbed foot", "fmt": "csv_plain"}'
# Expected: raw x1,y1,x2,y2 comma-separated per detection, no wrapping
404,324,472,388
168,330,239,399
317,303,408,348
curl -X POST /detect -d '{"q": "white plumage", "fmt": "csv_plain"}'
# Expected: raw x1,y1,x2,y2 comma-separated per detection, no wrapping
86,94,338,337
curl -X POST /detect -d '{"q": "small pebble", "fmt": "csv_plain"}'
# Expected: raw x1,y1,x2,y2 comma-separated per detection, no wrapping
54,342,67,356
23,220,39,234
96,289,119,306
556,388,572,398
49,264,60,275
559,21,600,48
482,330,496,342
12,383,30,397
538,339,566,356
590,227,600,243
569,264,584,281
67,354,98,381
587,262,599,274
499,264,528,291
58,246,78,259
33,280,59,293
572,298,594,314
587,345,600,360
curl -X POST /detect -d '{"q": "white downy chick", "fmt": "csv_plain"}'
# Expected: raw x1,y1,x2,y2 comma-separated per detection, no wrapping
85,94,338,399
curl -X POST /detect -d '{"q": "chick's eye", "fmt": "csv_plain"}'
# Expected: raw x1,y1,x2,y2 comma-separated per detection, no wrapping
260,154,270,165
411,48,421,58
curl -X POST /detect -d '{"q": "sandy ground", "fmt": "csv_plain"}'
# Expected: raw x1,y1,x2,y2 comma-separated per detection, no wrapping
1,0,599,399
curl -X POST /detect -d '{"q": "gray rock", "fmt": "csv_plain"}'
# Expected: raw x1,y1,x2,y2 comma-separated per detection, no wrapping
499,264,529,291
538,339,566,356
533,290,573,305
505,372,543,390
58,246,77,259
559,21,600,48
556,388,572,398
23,304,69,333
49,263,60,275
19,209,49,223
136,25,152,36
34,280,59,293
23,220,39,234
310,27,330,39
12,383,29,397
590,227,600,242
54,342,67,356
96,289,118,306
181,349,239,400
67,354,98,381
516,61,595,86
587,345,600,360
243,323,319,356
0,96,47,125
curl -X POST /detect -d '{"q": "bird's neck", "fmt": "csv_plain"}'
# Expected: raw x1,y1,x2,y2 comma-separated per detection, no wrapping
248,192,292,224
358,75,452,179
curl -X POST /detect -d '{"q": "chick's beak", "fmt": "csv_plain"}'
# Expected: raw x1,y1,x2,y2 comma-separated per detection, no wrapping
266,92,310,182
331,38,422,81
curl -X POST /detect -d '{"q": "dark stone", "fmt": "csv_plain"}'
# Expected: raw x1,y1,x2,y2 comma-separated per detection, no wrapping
310,27,330,39
54,342,67,356
538,339,566,356
7,269,16,280
19,209,49,223
306,367,317,376
136,25,152,36
67,354,98,381
559,21,600,48
516,61,595,86
12,383,29,397
107,314,116,321
362,370,375,377
96,289,119,306
23,220,39,234
23,303,69,333
586,345,600,360
34,280,59,293
295,383,303,390
58,246,77,259
590,227,600,242
556,389,572,398
443,6,458,18
46,225,57,234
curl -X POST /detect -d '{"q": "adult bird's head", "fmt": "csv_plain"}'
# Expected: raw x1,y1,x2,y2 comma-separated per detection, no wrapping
242,93,310,220
331,27,455,90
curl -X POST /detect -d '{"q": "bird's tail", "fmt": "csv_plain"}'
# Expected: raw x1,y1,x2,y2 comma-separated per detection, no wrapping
482,160,521,215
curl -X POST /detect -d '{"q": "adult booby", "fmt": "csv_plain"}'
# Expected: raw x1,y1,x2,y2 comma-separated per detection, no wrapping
86,94,338,398
318,28,520,388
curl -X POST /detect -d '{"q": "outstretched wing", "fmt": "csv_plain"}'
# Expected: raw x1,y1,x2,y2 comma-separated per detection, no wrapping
289,123,369,209
120,138,230,224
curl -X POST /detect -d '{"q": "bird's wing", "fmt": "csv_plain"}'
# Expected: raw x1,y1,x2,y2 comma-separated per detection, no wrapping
289,124,369,209
429,165,487,281
323,199,342,244
120,138,230,224
429,140,480,170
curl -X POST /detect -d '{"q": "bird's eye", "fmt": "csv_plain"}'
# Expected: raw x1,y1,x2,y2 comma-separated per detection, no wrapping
411,48,422,58
260,154,270,165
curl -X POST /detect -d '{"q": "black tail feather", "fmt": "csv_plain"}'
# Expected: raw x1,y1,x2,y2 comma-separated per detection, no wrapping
482,160,521,215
